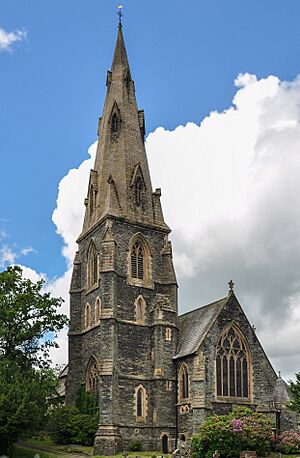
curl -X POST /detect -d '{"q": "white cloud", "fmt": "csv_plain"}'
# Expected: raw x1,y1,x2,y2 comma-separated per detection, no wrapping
0,27,26,52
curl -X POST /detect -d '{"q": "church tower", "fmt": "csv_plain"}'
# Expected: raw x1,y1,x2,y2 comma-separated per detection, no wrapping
66,21,178,454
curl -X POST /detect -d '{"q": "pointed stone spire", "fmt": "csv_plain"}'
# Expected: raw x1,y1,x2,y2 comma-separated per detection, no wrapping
111,24,131,78
79,25,169,240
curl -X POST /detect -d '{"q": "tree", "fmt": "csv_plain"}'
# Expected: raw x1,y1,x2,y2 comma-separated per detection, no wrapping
289,372,300,412
0,266,68,454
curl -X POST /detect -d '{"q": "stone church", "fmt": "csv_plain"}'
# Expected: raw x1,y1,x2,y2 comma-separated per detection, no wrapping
64,22,295,455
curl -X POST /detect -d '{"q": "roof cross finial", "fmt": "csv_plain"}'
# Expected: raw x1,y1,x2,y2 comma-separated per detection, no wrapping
117,5,123,28
228,279,235,293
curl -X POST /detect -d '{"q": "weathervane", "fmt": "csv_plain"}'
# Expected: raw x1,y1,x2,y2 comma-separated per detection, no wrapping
228,279,235,293
117,5,123,27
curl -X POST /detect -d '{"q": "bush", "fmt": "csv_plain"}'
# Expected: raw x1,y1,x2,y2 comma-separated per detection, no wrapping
191,407,272,458
129,440,143,451
47,405,98,446
277,430,300,454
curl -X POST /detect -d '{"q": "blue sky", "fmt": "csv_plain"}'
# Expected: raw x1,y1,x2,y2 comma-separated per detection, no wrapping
2,0,300,278
2,1,300,375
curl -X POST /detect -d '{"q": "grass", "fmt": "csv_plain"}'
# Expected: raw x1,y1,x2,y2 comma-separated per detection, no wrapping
13,445,58,458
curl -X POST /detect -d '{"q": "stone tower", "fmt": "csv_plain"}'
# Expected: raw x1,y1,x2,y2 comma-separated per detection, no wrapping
66,23,178,454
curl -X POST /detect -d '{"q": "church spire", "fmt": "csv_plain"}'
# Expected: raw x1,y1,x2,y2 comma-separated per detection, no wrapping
80,22,169,239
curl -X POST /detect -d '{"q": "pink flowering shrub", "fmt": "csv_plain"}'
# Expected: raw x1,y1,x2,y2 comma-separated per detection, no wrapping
191,407,272,458
277,430,300,454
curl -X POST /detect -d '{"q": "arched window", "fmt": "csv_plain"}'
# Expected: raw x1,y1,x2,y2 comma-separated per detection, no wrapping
131,240,144,280
134,385,147,421
135,177,143,206
111,112,119,134
85,304,91,328
134,295,146,323
87,242,98,288
179,364,189,400
165,328,172,341
86,356,99,396
95,298,101,322
216,325,250,398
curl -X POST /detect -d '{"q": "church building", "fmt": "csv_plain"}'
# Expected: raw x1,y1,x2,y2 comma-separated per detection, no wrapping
65,21,295,455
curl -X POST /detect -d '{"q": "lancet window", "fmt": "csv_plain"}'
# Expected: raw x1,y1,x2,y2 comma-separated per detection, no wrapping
87,242,98,288
134,385,147,421
135,177,143,206
216,325,250,398
179,363,189,400
134,295,146,323
111,112,119,135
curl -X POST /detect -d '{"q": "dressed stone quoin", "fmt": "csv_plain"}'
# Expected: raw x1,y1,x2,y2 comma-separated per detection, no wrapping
63,20,297,455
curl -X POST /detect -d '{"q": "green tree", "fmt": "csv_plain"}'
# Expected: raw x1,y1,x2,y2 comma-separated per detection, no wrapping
289,372,300,412
0,266,68,455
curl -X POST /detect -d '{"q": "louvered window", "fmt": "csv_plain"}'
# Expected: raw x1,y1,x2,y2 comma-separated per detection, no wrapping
131,241,144,280
216,326,250,398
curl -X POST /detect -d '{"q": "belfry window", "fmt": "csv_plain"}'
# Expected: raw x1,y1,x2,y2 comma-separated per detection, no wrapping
216,325,250,398
131,241,144,280
179,364,189,400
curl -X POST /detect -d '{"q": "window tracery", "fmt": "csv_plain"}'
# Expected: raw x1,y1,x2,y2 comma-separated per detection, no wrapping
131,240,144,280
86,356,99,396
216,325,250,398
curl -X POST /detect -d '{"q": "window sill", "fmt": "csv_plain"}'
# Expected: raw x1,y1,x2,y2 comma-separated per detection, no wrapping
214,396,252,404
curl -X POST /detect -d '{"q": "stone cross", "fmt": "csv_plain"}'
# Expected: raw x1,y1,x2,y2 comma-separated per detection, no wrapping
228,279,235,292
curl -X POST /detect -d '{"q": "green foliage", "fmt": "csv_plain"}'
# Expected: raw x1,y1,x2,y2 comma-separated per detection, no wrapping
129,440,144,451
75,384,98,415
191,407,273,458
47,405,98,446
0,266,68,455
276,430,300,454
0,266,68,369
289,372,300,412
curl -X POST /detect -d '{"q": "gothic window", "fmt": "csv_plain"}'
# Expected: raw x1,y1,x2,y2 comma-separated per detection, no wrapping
131,241,144,280
86,356,99,396
135,177,143,206
216,325,250,399
129,235,152,287
134,385,147,421
95,298,101,322
179,363,189,401
111,112,119,134
165,328,172,341
87,242,98,288
85,304,91,328
134,296,146,323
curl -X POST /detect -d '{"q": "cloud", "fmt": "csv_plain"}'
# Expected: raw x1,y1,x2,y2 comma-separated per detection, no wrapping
0,243,35,268
0,27,26,52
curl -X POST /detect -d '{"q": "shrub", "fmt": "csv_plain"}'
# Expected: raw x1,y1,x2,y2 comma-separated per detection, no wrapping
277,430,300,454
47,405,98,446
192,407,272,458
129,440,143,451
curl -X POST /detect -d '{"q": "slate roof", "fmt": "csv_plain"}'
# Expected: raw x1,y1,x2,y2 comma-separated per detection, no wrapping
174,297,228,359
59,364,68,379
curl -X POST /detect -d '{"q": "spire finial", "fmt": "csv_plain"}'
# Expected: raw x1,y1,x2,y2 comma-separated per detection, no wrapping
228,279,235,293
117,5,123,28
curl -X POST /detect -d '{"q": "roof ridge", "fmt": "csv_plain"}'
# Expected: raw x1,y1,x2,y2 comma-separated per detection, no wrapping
178,296,227,318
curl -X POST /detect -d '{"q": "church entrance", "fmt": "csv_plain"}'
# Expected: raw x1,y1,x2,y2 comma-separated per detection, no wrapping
161,434,169,453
